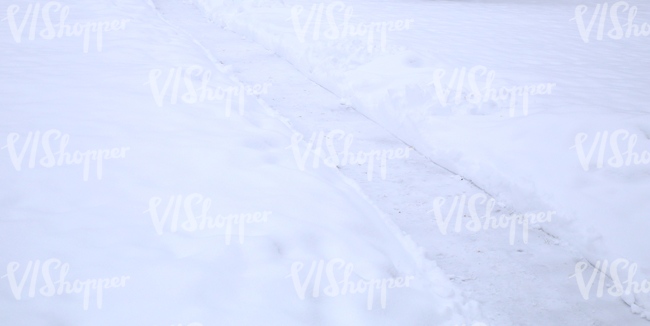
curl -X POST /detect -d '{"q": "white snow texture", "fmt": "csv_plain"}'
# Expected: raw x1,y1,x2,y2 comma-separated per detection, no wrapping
1,0,649,325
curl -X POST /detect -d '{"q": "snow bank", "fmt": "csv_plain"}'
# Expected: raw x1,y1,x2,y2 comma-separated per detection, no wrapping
0,0,479,324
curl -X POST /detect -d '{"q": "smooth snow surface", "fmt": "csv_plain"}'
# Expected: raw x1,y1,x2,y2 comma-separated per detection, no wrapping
1,0,649,325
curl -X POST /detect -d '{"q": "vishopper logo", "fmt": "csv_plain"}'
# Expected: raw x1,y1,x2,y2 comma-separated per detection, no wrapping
144,194,271,245
290,1,414,53
573,2,650,43
572,259,650,300
1,258,129,310
1,130,130,181
4,2,130,52
288,130,412,181
571,129,650,171
428,66,556,117
287,259,414,310
145,65,272,115
428,193,555,245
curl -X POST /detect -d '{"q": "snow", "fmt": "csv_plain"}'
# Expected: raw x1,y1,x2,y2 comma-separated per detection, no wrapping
1,0,649,325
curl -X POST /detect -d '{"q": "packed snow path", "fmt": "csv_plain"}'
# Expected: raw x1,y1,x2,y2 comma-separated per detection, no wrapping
152,0,649,325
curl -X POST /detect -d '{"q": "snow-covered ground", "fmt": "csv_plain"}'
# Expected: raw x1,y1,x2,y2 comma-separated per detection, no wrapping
1,0,649,325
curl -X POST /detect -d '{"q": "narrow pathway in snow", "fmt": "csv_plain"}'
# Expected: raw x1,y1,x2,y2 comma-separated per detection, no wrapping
150,1,647,325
